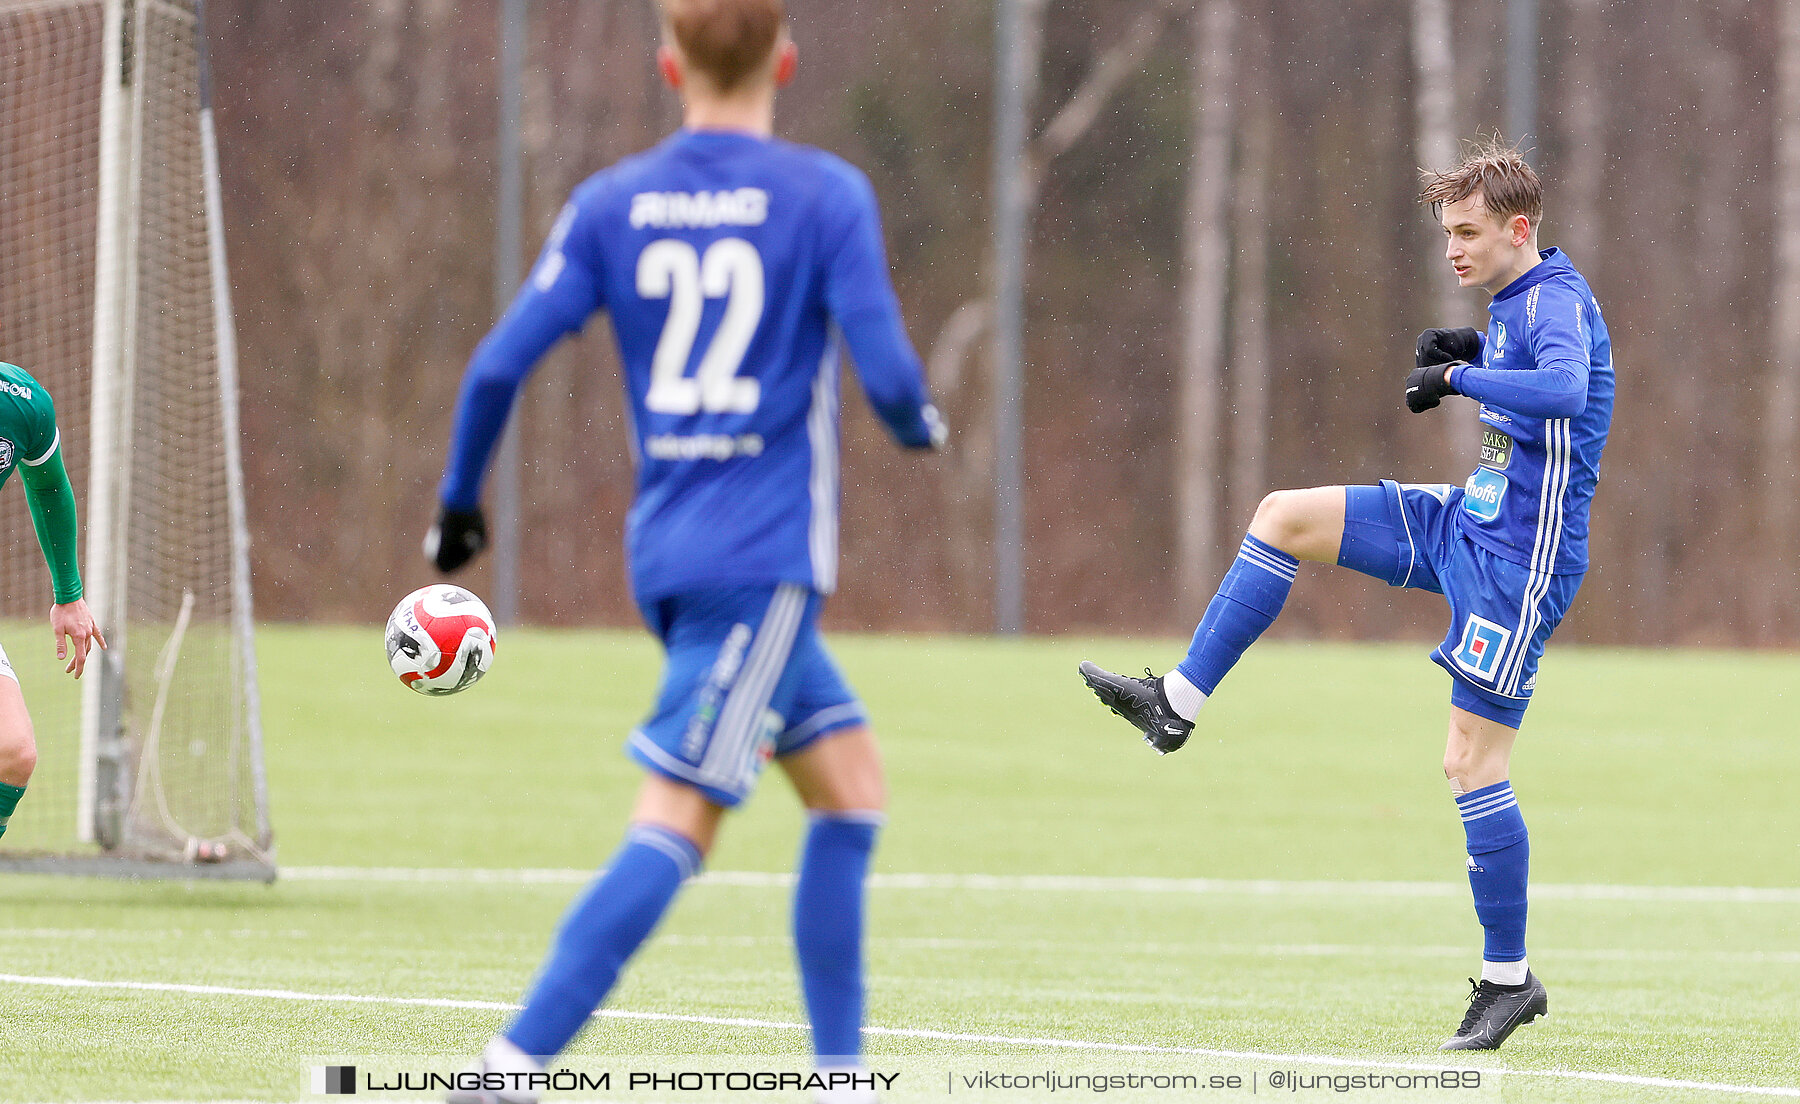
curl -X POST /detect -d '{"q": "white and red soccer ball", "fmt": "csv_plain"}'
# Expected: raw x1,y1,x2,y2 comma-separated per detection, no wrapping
385,584,497,695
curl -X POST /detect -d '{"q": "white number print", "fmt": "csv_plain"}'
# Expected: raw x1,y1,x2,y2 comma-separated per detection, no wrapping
636,237,764,415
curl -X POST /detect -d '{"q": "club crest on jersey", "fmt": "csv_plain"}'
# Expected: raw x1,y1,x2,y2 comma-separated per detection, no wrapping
1453,616,1512,681
1489,321,1508,362
1462,467,1506,521
0,438,14,471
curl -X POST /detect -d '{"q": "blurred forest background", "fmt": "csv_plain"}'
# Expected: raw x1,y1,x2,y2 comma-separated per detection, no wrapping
208,0,1798,645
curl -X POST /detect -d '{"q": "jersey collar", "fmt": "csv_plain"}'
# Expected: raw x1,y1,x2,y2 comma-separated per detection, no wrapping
1492,247,1572,302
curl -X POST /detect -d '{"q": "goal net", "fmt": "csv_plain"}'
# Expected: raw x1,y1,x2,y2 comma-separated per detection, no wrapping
0,0,271,879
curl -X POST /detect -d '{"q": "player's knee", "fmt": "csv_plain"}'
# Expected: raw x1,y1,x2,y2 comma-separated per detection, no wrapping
1442,749,1471,786
0,730,37,785
1251,490,1290,527
630,774,724,856
856,770,887,814
1250,490,1315,552
787,725,886,812
1442,742,1503,792
809,761,886,814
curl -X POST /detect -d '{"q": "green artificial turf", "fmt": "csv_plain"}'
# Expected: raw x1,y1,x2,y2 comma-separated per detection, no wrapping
3,626,1795,1102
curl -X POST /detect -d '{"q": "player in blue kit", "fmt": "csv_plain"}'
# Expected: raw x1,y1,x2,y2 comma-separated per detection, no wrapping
427,2,942,1100
1080,138,1613,1051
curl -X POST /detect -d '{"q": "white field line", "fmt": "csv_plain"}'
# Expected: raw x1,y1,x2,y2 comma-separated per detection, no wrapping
281,865,1800,904
5,973,1798,1098
9,929,1800,966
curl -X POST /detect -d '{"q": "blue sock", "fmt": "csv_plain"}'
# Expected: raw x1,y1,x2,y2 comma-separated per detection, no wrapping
504,824,701,1058
1457,781,1529,966
1175,535,1299,694
793,811,881,1064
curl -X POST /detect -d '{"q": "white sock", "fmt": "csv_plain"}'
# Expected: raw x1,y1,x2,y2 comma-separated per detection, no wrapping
482,1035,543,1075
1480,959,1529,987
1159,668,1208,722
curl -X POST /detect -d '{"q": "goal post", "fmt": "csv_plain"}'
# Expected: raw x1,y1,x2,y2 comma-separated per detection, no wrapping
0,0,272,880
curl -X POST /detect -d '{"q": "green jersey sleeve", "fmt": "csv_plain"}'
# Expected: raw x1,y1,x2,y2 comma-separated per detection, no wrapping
0,362,62,477
0,363,83,603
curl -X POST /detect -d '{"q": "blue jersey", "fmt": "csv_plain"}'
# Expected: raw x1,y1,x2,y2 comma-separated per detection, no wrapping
440,129,940,603
1445,248,1613,575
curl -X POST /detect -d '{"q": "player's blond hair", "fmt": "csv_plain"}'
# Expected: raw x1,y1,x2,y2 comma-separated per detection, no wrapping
657,0,785,93
1418,135,1543,227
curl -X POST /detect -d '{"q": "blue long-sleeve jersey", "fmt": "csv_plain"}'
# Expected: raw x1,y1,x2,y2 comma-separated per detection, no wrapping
1446,248,1613,575
439,129,940,603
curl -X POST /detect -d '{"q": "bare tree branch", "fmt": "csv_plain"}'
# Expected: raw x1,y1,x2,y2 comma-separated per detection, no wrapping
928,0,1192,387
927,299,992,396
1028,0,1190,191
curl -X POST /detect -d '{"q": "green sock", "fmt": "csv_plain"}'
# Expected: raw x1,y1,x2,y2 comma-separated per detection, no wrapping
0,781,24,840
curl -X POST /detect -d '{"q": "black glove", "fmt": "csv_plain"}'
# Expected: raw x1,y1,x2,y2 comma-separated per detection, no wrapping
1416,326,1482,367
424,505,487,573
1405,360,1464,414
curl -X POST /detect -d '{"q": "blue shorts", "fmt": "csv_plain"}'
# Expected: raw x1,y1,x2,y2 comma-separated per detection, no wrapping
1337,481,1583,729
628,583,867,807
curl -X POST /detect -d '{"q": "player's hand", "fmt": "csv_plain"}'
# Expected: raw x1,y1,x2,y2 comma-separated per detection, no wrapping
425,505,487,574
1417,326,1482,367
1405,361,1463,413
50,598,106,678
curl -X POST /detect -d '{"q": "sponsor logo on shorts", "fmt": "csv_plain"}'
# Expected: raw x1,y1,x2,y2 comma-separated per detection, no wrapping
1452,615,1513,682
1462,467,1506,521
683,623,753,760
755,708,782,767
1479,428,1514,469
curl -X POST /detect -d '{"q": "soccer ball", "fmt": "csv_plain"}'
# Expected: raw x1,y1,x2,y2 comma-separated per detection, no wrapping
385,584,497,695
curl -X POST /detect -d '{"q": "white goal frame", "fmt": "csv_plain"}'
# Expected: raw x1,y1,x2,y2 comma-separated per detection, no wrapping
0,0,272,881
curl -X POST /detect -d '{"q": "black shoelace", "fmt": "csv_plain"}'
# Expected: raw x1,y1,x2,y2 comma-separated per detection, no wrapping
1455,978,1501,1034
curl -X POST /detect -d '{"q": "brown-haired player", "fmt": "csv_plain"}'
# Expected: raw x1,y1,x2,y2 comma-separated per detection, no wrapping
435,1,943,1101
1079,137,1614,1050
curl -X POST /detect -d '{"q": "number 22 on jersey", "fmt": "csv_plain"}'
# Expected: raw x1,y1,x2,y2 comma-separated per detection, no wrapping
636,237,765,416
